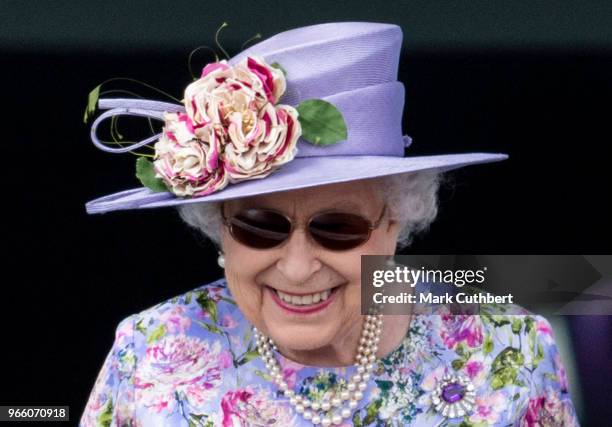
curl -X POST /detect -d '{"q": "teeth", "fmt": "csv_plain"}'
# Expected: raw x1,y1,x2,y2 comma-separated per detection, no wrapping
276,288,334,306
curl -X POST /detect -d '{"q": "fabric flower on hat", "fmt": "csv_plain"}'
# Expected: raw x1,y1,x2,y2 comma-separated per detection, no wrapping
153,112,227,197
152,56,301,197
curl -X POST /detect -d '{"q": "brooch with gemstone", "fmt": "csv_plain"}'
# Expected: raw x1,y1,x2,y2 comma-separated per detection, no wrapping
431,373,475,419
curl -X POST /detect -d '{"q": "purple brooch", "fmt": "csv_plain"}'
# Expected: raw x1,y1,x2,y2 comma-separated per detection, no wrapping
431,373,475,419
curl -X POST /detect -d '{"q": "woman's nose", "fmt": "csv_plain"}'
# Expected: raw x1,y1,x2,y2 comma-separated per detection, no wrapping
275,228,322,284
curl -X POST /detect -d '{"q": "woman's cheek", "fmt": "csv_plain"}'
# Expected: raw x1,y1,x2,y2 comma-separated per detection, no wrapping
225,271,260,321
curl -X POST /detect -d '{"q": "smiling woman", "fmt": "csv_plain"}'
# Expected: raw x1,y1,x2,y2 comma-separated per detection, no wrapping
80,22,578,427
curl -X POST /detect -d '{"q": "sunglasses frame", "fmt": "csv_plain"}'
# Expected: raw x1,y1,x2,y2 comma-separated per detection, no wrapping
219,203,388,251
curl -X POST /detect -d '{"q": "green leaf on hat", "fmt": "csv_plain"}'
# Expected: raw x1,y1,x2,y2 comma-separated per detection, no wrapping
270,61,287,77
296,99,347,146
135,157,168,192
83,84,100,124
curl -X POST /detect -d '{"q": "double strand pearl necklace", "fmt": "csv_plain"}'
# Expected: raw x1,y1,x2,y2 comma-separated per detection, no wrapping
253,311,383,426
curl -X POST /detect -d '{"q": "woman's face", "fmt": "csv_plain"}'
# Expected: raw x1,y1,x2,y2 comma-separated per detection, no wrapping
220,178,400,356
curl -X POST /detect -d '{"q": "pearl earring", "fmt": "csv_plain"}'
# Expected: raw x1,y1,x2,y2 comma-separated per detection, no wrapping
217,251,225,268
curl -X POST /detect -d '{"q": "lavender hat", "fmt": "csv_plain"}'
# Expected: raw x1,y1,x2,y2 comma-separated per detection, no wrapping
85,22,507,214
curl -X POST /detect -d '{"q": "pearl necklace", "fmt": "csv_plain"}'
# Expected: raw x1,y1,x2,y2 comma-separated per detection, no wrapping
253,311,383,426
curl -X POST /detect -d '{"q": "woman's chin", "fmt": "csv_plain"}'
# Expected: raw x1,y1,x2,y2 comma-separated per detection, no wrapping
266,323,337,353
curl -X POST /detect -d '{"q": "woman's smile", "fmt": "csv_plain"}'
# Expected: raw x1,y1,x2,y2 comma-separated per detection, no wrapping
265,284,343,315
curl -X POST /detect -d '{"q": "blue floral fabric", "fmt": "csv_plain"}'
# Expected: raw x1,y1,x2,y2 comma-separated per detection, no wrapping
80,277,579,426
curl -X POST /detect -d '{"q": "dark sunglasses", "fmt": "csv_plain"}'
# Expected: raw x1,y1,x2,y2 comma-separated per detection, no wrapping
220,203,387,251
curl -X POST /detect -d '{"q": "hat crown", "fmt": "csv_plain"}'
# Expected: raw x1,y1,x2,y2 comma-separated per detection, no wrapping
229,22,403,105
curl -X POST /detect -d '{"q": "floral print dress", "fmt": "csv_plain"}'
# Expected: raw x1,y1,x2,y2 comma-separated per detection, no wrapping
80,277,579,426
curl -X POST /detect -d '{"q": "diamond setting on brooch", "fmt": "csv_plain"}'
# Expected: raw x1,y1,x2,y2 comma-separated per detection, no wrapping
431,373,475,419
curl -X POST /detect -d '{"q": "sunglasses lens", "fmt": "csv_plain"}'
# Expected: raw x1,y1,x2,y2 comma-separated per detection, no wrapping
309,213,371,250
229,209,291,249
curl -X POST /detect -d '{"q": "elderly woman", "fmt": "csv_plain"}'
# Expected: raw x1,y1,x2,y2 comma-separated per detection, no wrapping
80,22,578,426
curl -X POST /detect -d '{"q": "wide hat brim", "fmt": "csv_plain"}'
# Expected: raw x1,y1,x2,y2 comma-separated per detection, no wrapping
85,152,507,214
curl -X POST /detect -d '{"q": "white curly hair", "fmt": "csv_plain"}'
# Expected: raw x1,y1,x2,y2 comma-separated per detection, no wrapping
177,170,442,252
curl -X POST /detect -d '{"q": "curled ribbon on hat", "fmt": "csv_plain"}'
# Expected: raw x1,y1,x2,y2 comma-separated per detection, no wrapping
91,99,184,153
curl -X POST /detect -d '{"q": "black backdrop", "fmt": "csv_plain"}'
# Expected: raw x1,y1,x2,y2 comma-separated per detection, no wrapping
2,7,612,427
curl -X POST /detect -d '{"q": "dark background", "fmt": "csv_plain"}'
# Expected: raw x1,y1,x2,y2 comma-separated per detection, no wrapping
2,1,611,425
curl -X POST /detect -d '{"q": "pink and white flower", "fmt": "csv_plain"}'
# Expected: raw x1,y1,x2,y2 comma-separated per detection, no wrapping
439,314,484,350
206,286,224,302
115,318,135,346
219,314,238,329
153,112,226,196
519,387,579,427
469,391,506,424
220,387,295,426
462,352,489,387
219,349,233,370
159,306,192,334
223,101,300,183
155,55,301,197
185,61,234,126
134,335,226,414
